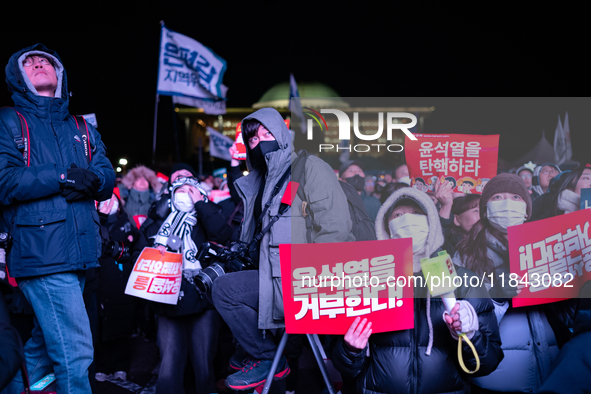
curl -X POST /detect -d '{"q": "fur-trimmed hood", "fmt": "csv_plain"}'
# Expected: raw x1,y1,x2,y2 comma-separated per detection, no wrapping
121,165,162,193
375,187,444,271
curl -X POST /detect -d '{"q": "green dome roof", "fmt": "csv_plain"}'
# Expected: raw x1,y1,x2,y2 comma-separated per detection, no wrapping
252,82,349,109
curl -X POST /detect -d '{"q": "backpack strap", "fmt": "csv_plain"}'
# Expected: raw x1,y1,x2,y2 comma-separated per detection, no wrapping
0,107,30,166
72,115,92,163
291,150,314,243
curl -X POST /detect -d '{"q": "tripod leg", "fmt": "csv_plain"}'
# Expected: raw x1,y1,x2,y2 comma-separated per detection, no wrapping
261,333,290,394
306,334,336,394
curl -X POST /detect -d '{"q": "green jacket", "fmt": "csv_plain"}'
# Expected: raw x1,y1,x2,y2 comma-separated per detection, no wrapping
234,108,355,330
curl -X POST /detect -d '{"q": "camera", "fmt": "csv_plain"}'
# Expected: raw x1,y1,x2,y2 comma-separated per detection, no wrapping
101,239,131,263
193,241,258,294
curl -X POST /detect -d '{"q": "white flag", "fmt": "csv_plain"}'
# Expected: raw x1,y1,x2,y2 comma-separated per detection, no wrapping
207,126,233,161
563,112,573,162
172,94,226,115
157,24,227,99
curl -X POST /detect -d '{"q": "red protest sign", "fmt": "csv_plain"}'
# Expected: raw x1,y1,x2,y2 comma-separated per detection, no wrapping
280,239,415,335
233,123,247,160
508,210,591,307
125,247,183,305
405,134,499,194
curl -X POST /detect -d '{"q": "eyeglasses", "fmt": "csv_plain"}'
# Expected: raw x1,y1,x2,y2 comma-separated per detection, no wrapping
23,56,52,67
540,169,559,176
520,174,532,179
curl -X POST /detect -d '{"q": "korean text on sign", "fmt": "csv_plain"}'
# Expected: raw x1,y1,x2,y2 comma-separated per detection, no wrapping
280,239,415,335
125,247,183,305
405,134,499,195
508,210,591,307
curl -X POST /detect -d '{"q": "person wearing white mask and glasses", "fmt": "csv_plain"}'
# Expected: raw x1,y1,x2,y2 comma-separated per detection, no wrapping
454,173,575,393
331,187,502,394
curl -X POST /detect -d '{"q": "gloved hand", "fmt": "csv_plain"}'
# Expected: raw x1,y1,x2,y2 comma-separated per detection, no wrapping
64,163,100,191
61,188,88,201
61,164,100,200
443,300,479,340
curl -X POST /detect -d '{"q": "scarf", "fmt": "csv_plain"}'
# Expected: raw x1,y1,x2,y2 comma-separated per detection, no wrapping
154,209,201,271
557,189,581,214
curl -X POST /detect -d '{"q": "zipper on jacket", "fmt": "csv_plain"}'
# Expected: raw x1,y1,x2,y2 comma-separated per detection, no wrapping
48,104,82,262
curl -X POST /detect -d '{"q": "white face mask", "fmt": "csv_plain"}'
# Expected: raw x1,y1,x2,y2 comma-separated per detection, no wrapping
388,213,429,253
174,192,194,212
99,199,119,216
487,199,527,233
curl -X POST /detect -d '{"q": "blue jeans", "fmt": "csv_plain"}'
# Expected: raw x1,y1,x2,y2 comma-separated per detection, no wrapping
4,272,93,394
212,270,277,360
156,308,219,394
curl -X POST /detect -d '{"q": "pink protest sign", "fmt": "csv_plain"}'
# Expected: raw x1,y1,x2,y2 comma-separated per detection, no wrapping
280,239,415,335
508,210,591,307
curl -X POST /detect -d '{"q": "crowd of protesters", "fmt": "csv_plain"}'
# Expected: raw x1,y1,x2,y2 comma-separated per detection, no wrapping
2,147,590,393
0,44,589,394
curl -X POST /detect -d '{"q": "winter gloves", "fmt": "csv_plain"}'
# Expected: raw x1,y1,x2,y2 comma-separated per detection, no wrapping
443,300,479,340
61,163,101,201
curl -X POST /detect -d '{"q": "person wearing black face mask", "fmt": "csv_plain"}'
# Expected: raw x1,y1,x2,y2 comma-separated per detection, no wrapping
211,108,354,391
339,160,381,222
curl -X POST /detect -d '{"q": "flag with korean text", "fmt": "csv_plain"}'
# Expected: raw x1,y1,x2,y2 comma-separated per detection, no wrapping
280,239,414,335
508,210,591,307
125,247,183,305
207,126,233,161
157,24,227,99
405,134,499,195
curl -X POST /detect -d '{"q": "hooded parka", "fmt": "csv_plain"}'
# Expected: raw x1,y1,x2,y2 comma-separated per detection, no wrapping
233,108,354,330
331,187,503,394
0,43,115,277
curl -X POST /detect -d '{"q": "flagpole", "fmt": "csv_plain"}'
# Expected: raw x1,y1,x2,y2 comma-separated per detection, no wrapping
153,20,165,166
171,99,181,162
152,93,159,165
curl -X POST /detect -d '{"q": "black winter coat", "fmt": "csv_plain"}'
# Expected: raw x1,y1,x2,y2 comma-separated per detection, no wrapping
331,266,503,394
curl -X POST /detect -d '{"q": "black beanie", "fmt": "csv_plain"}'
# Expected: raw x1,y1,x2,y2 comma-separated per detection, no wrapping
169,163,197,180
480,173,532,219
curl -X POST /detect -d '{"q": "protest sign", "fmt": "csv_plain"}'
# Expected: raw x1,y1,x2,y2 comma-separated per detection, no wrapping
233,123,247,160
280,239,414,335
125,247,183,305
405,134,499,194
580,188,591,210
210,190,231,203
508,210,591,307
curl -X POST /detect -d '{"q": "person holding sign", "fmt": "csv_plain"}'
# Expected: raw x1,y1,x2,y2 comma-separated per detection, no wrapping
331,187,502,394
148,176,232,394
531,165,591,222
454,173,574,393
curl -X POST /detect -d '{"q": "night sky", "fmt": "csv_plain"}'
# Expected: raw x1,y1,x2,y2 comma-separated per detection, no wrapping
1,3,588,169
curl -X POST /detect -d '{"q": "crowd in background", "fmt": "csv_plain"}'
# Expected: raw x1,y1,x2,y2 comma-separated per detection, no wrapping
2,147,590,393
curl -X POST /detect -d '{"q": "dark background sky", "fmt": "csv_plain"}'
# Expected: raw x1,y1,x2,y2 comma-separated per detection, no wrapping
1,2,588,170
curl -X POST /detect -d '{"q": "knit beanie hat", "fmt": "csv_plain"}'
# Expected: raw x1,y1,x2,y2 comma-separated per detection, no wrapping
480,173,532,219
170,163,197,179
